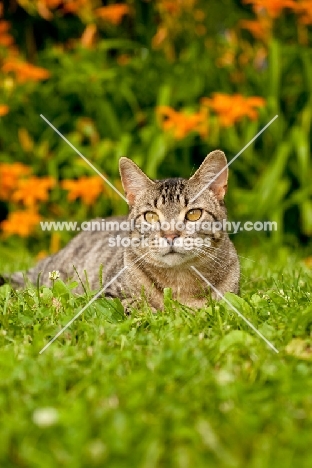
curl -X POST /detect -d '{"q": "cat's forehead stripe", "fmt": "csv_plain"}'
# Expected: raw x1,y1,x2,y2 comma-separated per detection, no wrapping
155,178,187,206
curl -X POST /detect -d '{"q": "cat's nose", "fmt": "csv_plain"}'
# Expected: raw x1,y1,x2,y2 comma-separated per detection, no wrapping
163,233,179,243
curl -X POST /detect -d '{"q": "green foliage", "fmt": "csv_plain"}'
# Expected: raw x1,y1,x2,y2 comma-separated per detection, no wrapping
0,247,312,467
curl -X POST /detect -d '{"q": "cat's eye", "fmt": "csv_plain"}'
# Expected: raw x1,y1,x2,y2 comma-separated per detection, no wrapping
185,209,202,221
144,211,160,223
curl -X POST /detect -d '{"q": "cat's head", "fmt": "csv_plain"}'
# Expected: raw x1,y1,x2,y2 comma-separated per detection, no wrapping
119,150,229,268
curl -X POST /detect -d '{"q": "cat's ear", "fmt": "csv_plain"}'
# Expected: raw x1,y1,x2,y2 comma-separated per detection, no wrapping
189,150,228,200
119,157,155,205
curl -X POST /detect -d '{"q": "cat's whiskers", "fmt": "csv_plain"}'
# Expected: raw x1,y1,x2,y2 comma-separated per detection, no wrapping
193,246,224,267
194,246,230,267
125,251,152,276
193,246,247,279
192,247,233,275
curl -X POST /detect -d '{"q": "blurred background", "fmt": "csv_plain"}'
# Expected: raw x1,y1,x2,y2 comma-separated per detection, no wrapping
0,0,311,260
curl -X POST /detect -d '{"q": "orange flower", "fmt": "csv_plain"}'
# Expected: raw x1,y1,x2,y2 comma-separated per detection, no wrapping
243,0,297,18
0,20,15,47
1,209,42,237
0,163,31,200
36,0,62,20
293,1,312,24
39,0,62,8
239,19,271,40
152,26,168,49
12,176,56,206
95,4,130,25
161,1,181,14
62,0,89,13
201,93,265,127
61,176,103,205
152,0,199,53
0,105,9,116
158,0,197,14
35,0,91,19
156,106,208,139
80,23,97,48
2,59,50,82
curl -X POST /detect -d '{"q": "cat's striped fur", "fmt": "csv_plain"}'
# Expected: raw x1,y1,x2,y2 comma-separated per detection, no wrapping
3,150,240,310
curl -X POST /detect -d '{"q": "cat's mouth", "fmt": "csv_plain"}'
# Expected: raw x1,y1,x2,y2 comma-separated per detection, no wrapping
164,247,179,255
161,242,188,256
159,246,191,264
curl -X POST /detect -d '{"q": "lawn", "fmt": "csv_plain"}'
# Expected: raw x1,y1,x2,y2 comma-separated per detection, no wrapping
1,240,312,468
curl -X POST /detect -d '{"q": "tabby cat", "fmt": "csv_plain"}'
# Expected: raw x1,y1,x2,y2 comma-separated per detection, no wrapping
3,150,240,310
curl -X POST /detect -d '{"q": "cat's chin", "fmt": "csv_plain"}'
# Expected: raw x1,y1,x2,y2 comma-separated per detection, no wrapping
156,251,193,267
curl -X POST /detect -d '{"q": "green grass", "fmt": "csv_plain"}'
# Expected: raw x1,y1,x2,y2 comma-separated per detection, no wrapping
1,242,312,468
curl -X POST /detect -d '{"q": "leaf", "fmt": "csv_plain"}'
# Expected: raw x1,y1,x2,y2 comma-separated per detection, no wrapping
40,287,53,304
223,292,251,314
145,133,167,179
0,284,12,299
52,280,72,298
219,330,254,353
92,298,125,323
